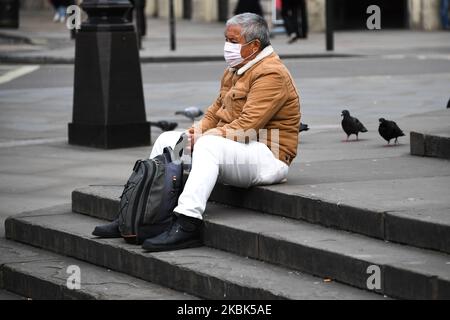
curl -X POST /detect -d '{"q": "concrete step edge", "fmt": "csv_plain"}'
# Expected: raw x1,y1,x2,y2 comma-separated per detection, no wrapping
72,186,450,255
202,203,450,300
4,208,383,300
0,239,197,300
410,131,450,160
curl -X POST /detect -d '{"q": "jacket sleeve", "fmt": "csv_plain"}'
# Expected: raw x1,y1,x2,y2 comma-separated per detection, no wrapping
217,71,288,137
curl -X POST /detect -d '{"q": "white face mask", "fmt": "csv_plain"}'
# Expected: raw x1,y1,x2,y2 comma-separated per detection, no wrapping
224,41,257,68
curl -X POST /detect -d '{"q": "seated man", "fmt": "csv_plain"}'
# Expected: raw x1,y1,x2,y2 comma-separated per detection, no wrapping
94,13,301,252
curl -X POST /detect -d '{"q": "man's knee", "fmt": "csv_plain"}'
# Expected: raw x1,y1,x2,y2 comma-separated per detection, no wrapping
193,135,227,160
155,131,183,145
194,135,224,151
150,131,183,159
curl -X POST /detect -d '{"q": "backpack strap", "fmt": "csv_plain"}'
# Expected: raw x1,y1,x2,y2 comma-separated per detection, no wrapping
172,133,189,161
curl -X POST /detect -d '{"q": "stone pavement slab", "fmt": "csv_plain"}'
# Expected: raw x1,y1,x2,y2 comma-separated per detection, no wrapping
5,207,384,300
0,289,24,300
0,238,197,300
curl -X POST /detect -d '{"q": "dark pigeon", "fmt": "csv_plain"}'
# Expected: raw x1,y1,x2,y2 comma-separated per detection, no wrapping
447,98,450,109
378,118,405,144
299,123,310,132
341,110,368,141
150,121,178,132
175,107,204,121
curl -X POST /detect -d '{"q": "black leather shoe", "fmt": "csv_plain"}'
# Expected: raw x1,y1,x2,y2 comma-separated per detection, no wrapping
92,219,121,238
142,214,202,252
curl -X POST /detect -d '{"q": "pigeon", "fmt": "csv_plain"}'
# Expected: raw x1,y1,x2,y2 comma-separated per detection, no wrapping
378,118,405,144
175,107,204,121
447,98,450,109
299,123,310,132
341,110,368,141
150,121,178,132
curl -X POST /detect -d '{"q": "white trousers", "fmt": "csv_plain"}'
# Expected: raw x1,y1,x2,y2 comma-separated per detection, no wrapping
149,131,289,220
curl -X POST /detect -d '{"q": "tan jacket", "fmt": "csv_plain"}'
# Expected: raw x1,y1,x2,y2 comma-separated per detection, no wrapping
196,46,301,166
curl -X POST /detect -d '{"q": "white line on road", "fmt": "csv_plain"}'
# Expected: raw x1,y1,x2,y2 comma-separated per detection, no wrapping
310,125,341,129
0,65,40,85
0,137,67,148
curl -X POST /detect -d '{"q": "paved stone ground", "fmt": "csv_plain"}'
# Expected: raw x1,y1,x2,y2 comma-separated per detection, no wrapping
0,288,23,300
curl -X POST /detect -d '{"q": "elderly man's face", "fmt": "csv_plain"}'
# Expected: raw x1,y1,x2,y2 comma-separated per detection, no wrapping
225,25,261,68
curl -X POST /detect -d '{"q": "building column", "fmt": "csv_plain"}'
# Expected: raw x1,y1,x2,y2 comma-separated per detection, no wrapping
308,0,325,32
192,0,218,22
409,0,441,30
156,0,183,18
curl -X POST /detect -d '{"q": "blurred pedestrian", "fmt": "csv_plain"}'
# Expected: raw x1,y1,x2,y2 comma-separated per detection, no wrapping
441,0,449,30
234,0,263,17
49,0,75,23
129,0,147,37
281,0,308,44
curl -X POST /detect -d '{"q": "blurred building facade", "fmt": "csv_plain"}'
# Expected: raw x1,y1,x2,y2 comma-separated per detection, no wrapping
146,0,444,31
20,0,445,31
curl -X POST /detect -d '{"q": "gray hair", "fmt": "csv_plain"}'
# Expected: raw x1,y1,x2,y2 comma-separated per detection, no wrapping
226,13,271,49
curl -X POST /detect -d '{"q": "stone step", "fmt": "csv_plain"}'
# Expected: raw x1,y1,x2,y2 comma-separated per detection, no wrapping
211,181,450,255
4,206,383,300
73,184,450,255
70,188,450,300
0,289,24,300
411,131,450,160
203,204,450,300
0,238,196,300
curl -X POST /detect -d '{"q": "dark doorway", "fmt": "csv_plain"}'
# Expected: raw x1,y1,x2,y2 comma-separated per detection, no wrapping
333,0,408,30
218,0,229,22
183,0,192,20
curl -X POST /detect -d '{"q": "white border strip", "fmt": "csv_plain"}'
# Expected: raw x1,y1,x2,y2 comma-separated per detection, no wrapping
0,137,67,148
0,65,40,85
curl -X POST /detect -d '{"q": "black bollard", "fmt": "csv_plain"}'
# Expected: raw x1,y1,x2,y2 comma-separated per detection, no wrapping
325,0,334,51
69,0,150,149
169,0,176,51
0,0,19,29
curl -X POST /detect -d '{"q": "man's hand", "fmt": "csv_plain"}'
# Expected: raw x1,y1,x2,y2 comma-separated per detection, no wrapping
204,128,223,137
185,128,195,152
185,123,223,152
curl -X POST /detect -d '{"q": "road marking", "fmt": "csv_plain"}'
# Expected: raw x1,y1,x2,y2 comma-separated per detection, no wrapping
0,137,67,148
0,65,40,85
312,125,341,129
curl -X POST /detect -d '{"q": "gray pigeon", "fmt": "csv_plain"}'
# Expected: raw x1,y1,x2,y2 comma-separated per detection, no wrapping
341,110,368,141
175,107,204,121
378,118,405,144
299,123,310,132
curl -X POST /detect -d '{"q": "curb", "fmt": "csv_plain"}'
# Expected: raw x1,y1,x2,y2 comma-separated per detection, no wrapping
0,32,33,45
0,52,362,65
411,131,450,160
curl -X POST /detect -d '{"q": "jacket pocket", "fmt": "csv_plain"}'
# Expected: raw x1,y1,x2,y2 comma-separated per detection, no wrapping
230,89,248,101
228,89,248,118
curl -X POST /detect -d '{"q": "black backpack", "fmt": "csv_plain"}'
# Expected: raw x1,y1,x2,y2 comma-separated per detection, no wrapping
118,135,188,244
